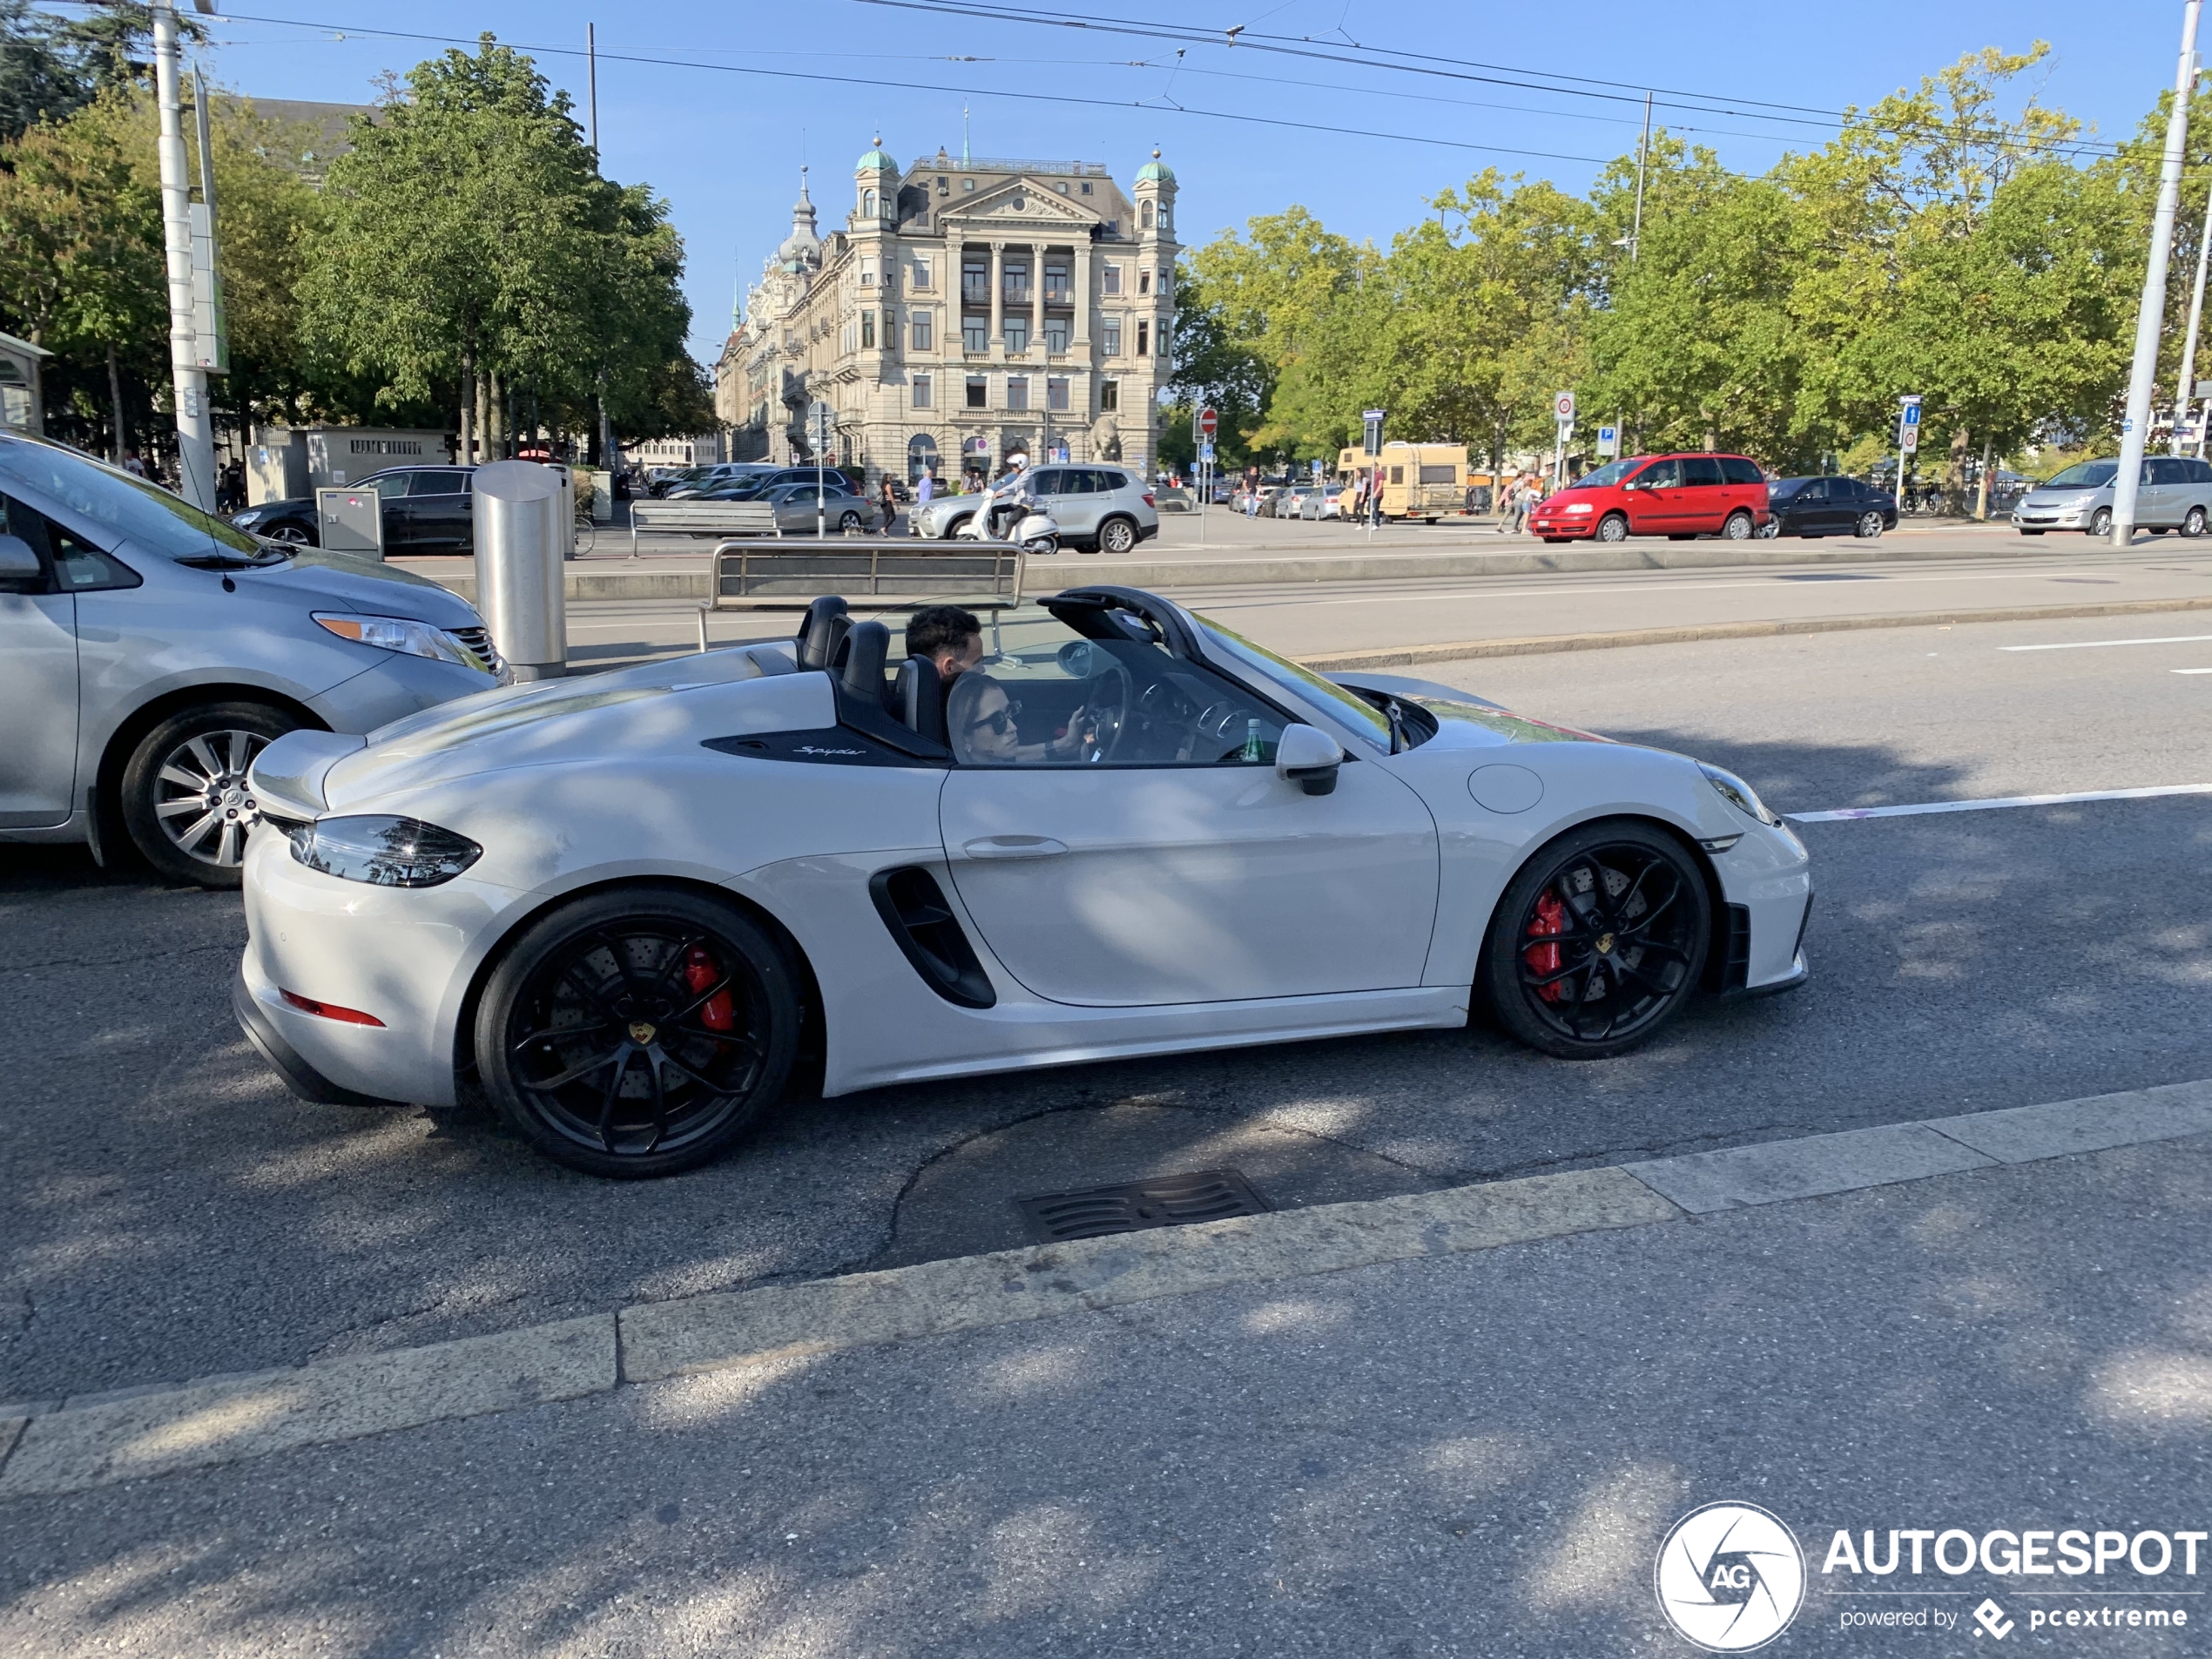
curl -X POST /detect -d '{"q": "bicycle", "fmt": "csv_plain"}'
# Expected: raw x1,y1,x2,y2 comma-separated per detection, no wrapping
572,503,596,556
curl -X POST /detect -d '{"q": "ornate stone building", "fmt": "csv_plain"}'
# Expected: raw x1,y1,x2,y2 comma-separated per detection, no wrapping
715,140,1179,488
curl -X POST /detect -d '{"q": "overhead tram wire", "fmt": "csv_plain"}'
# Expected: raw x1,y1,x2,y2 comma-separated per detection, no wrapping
194,10,1617,166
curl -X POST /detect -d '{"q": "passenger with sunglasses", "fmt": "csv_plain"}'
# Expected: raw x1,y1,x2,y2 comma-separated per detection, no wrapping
948,674,1093,765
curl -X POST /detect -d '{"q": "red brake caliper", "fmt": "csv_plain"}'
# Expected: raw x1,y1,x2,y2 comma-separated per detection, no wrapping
683,945,735,1031
1527,890,1566,1002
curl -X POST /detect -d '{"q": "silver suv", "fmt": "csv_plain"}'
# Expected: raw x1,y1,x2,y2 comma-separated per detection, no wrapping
909,465,1161,553
2013,455,2212,537
0,434,501,887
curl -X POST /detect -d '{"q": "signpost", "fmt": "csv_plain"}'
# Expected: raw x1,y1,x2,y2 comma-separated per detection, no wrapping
807,400,834,536
1897,395,1921,512
1192,407,1221,542
1596,423,1619,459
1362,409,1386,539
1553,390,1576,488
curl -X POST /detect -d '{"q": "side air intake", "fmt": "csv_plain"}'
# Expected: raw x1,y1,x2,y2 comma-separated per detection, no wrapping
868,866,995,1008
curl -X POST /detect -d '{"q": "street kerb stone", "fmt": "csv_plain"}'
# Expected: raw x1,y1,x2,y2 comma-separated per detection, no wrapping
1622,1123,1997,1215
618,1165,1677,1384
0,1315,617,1500
1925,1078,2212,1165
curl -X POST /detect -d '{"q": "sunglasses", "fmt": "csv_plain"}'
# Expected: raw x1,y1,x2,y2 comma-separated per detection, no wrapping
965,698,1022,737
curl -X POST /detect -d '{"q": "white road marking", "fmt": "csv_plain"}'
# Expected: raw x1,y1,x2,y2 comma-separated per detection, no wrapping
2000,633,2212,652
1791,784,2212,823
2173,668,2212,675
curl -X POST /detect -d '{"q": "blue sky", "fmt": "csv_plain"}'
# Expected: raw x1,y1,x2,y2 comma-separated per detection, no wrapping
163,2,2202,364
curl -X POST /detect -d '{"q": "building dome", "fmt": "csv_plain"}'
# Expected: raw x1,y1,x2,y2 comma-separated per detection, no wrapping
1135,147,1175,185
855,136,899,174
776,169,821,271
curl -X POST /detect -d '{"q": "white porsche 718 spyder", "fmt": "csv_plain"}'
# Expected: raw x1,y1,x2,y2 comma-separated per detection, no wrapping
233,587,1811,1178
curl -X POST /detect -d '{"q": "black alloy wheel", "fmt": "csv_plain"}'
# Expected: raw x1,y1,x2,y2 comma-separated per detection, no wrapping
120,700,304,887
475,887,800,1177
1856,510,1885,539
1480,820,1711,1059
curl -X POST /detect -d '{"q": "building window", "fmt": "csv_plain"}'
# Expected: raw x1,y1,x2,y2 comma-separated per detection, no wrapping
1136,320,1150,356
913,208,928,229
1141,200,1154,230
1138,270,1151,295
962,178,974,191
963,315,988,352
863,189,877,217
1099,380,1119,412
1004,315,1029,352
1047,376,1069,412
860,310,876,348
912,311,934,351
967,376,988,409
1081,181,1092,194
913,255,932,289
860,258,876,287
1044,260,1069,301
1006,376,1029,411
1158,268,1171,296
1102,263,1122,295
1043,315,1069,354
1159,207,1171,234
936,176,948,195
1104,219,1119,238
913,374,932,409
1003,260,1029,301
909,434,940,482
962,257,988,304
1102,318,1122,356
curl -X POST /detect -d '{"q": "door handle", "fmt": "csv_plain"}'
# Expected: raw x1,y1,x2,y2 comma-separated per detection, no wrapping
962,835,1069,860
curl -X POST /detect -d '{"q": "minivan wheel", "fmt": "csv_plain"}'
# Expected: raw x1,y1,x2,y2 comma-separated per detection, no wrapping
120,701,305,887
2089,507,2113,538
1595,512,1630,543
1722,510,1755,541
2186,506,2208,538
1098,516,1137,554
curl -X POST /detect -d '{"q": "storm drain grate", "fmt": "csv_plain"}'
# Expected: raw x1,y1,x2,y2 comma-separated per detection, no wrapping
1015,1170,1271,1244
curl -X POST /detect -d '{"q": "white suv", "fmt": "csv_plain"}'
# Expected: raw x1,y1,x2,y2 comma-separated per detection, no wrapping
911,466,1161,552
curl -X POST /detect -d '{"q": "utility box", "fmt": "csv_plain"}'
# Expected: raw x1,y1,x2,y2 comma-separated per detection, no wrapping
473,461,566,680
315,487,382,556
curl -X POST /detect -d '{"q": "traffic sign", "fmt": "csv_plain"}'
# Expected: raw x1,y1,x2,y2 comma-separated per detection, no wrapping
1362,408,1386,456
1554,390,1576,422
1900,425,1919,453
1901,403,1921,428
1596,424,1619,457
1197,406,1218,439
1198,441,1215,462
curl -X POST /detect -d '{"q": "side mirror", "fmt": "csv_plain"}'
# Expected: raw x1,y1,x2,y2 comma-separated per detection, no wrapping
0,533,41,580
1276,722,1344,796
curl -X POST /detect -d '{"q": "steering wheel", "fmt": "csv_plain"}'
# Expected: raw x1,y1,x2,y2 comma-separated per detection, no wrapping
1083,663,1132,763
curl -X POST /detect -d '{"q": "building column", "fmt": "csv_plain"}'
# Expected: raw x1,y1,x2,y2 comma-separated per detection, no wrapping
1073,240,1091,347
989,240,1005,354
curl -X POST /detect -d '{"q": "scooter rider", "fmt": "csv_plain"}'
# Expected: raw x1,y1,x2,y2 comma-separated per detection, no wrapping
982,452,1036,541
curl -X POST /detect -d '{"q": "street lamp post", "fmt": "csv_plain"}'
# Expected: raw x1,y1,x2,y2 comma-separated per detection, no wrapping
2114,0,2204,546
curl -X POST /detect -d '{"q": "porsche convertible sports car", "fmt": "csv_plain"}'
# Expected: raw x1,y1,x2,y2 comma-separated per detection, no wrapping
233,587,1811,1178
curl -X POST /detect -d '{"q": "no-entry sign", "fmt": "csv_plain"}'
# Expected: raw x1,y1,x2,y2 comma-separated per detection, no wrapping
1197,407,1218,438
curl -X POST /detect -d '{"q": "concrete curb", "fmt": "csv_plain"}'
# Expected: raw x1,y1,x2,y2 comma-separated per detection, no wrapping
7,1079,2210,1499
1300,595,2212,671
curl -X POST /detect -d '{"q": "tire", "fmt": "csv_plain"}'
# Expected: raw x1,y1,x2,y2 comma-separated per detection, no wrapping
1020,534,1057,555
1479,819,1711,1060
2018,528,2044,536
1595,512,1630,543
119,700,306,887
1098,516,1138,554
2187,507,2208,538
1756,517,1780,538
1722,510,1755,541
2089,507,2112,538
1666,534,1696,542
941,514,974,541
839,510,862,532
475,886,801,1178
1856,510,1884,539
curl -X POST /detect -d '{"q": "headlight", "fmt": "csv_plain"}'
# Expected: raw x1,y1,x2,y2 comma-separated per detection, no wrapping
314,611,488,671
1561,502,1594,514
1699,762,1783,827
288,815,482,887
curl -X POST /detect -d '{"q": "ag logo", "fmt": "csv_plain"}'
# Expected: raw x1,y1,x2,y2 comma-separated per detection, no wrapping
1655,1501,1806,1651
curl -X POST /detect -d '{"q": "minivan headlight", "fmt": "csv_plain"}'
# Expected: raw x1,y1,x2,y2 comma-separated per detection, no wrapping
314,611,486,671
288,815,482,887
1699,762,1782,826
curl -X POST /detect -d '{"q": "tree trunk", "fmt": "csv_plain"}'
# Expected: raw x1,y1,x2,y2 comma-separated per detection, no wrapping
106,343,129,463
1946,421,1970,508
1974,433,1993,522
488,369,505,460
459,354,475,466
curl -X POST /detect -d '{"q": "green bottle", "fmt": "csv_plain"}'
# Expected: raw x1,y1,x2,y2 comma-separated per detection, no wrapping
1240,718,1264,762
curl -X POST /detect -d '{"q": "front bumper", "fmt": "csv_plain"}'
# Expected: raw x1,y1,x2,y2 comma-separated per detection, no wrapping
1711,819,1814,993
1527,515,1595,538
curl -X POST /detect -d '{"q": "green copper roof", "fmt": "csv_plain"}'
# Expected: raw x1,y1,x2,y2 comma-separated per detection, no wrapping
1135,149,1174,184
855,138,898,173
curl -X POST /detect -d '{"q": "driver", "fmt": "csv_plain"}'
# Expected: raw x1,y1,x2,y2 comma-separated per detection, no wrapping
948,673,1094,765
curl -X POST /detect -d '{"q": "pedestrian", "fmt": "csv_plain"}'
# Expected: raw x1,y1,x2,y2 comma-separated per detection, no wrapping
878,474,899,536
123,450,145,478
1506,477,1531,535
916,467,934,506
1494,478,1516,533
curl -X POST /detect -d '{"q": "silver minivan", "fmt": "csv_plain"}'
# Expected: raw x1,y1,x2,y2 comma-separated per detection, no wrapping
2013,455,2212,537
0,434,502,887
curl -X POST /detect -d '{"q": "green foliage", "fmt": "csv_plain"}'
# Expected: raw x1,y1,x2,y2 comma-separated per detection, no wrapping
0,0,199,143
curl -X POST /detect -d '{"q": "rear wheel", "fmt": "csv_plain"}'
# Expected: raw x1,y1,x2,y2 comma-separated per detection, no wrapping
1099,516,1138,554
2187,506,2208,538
1480,820,1710,1059
839,509,863,533
119,700,305,887
475,887,800,1178
1722,510,1755,541
263,521,314,547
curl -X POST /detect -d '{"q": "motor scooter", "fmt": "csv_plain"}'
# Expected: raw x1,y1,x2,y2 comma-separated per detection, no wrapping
954,483,1062,555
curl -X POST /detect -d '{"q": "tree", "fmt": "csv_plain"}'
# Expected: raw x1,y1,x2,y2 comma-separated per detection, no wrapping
0,0,197,143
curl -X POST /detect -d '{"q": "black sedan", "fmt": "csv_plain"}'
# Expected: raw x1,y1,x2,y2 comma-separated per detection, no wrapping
229,466,478,553
1758,475,1898,539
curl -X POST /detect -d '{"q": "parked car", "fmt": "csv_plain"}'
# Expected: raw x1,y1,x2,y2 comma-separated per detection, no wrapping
908,465,1160,552
1527,453,1770,544
688,465,861,503
2012,455,2212,537
1758,475,1898,539
0,433,500,887
662,462,781,499
231,465,482,554
754,479,875,534
234,588,1811,1177
1301,484,1346,521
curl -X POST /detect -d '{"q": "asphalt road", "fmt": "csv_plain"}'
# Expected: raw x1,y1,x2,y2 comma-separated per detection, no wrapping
9,609,2212,1413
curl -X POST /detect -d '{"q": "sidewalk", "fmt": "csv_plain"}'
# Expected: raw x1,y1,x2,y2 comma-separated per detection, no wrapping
6,1086,2209,1655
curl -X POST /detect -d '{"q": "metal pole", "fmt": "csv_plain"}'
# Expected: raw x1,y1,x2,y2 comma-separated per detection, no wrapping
2115,0,2203,545
153,2,215,509
1615,91,1651,463
587,23,598,152
2175,166,2212,455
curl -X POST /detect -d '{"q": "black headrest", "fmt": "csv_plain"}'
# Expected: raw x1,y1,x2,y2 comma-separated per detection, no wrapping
795,597,850,670
840,620,891,700
894,656,948,745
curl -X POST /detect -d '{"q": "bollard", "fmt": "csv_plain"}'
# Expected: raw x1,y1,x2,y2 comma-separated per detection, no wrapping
473,460,567,681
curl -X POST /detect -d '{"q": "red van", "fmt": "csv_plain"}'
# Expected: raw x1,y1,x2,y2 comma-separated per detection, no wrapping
1527,453,1770,543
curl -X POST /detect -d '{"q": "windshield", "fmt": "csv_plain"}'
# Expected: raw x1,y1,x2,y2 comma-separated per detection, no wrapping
0,436,267,562
2045,461,2116,489
1193,616,1394,749
1565,457,1642,490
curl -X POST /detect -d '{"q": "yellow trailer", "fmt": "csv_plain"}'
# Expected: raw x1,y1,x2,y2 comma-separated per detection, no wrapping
1337,443,1492,516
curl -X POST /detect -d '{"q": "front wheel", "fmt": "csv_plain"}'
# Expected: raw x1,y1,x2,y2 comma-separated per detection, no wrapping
1595,512,1630,543
475,887,801,1178
1480,820,1711,1059
119,700,306,887
1856,510,1884,539
1098,516,1137,554
2089,507,2113,538
1756,517,1780,539
1722,510,1755,541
